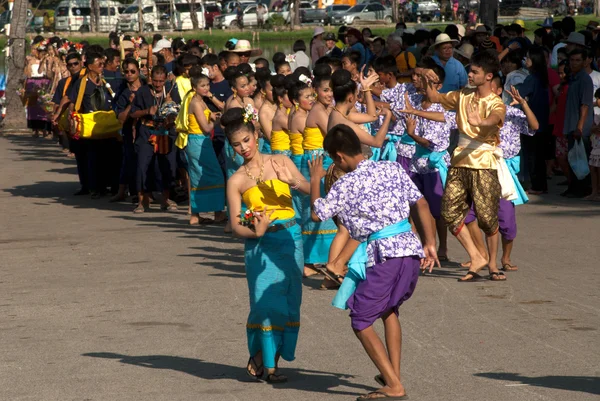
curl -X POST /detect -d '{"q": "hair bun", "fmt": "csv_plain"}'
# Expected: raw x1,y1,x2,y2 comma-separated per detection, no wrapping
270,73,286,88
220,108,244,128
331,69,352,88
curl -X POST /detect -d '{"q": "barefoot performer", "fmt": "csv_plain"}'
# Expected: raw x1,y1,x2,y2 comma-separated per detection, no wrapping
223,107,310,384
309,124,439,400
419,51,508,282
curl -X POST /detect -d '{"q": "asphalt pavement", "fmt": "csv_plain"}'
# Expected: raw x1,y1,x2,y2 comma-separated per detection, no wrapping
0,135,598,401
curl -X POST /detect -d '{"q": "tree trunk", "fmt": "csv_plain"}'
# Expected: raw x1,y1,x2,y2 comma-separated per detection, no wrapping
190,0,199,30
138,0,144,33
1,0,29,134
91,0,100,32
292,0,300,28
479,0,498,29
392,0,399,23
596,0,599,16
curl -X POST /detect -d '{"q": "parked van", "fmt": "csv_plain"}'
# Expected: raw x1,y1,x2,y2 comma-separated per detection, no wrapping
119,0,174,32
172,0,206,30
54,0,123,32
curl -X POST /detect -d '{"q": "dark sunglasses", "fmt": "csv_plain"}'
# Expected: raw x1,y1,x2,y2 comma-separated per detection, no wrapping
67,62,80,67
124,69,138,74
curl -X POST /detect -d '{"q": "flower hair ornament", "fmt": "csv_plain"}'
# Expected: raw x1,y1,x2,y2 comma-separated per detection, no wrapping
285,54,296,63
201,67,210,76
243,104,259,124
132,36,144,48
58,42,70,54
298,74,312,86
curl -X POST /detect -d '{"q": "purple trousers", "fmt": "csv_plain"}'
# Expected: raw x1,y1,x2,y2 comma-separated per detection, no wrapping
464,198,517,241
409,171,444,220
347,256,420,331
396,155,411,173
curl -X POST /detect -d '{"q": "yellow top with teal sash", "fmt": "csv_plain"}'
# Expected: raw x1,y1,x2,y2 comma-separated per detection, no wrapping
175,90,211,149
303,126,324,150
270,129,291,152
242,179,295,221
290,132,304,155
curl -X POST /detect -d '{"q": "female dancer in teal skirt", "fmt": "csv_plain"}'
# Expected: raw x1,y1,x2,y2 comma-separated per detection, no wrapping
223,107,310,383
175,73,226,225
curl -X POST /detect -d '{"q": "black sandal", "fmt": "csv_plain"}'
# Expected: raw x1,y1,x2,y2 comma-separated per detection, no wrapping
318,266,345,284
246,356,264,380
265,373,288,383
458,271,485,282
489,271,507,281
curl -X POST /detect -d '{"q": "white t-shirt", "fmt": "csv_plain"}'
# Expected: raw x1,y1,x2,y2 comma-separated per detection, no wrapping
551,42,566,67
589,70,600,121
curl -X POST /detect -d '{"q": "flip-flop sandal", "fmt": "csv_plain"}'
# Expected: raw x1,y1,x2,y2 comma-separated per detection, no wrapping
357,390,408,400
489,272,507,281
133,205,146,214
458,271,485,282
161,203,178,211
198,217,215,224
317,266,345,284
246,356,264,380
501,263,518,271
265,373,287,383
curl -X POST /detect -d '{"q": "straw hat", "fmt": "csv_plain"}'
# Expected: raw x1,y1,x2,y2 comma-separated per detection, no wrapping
231,39,263,57
586,20,599,30
456,24,466,38
474,24,490,34
513,19,528,31
454,43,474,60
431,33,459,49
122,41,134,50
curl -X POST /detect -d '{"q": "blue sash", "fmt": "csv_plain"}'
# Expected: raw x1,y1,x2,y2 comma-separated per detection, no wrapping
400,131,416,146
505,156,529,206
332,219,412,310
414,145,449,187
380,135,400,162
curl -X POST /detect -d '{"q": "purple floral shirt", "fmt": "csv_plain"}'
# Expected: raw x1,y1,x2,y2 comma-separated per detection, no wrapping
389,86,421,159
313,160,425,267
501,105,536,159
410,103,453,174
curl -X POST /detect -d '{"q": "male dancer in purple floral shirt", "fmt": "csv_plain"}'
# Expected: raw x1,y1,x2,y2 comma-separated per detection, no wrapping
309,124,439,400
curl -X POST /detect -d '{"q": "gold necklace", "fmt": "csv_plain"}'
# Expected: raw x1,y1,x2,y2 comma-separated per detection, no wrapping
244,154,265,184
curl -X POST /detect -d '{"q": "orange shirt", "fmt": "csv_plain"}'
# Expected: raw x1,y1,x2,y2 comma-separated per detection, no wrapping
395,51,416,83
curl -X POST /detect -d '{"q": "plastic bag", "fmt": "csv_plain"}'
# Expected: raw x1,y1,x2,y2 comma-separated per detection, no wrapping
568,139,590,180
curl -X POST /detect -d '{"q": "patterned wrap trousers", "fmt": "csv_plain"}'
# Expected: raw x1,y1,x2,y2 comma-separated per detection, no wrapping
441,167,501,236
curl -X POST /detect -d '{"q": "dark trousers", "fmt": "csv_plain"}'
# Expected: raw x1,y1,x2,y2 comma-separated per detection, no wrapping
135,138,176,193
212,136,227,179
70,138,89,191
567,135,592,195
521,130,548,191
119,135,137,194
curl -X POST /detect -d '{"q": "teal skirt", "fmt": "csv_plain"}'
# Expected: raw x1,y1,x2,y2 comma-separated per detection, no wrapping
185,135,225,213
245,219,304,369
291,153,303,220
260,137,272,154
298,150,337,264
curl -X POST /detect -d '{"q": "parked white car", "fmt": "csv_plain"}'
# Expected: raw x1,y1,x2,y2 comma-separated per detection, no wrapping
54,0,123,32
213,4,268,29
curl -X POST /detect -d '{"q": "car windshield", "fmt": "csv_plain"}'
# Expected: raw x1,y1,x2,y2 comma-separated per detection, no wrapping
56,6,68,16
347,4,366,12
206,5,220,12
123,5,139,14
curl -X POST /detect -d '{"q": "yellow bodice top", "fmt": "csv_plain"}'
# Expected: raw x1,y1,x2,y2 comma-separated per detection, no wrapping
289,132,304,155
241,179,295,221
188,109,212,135
303,126,324,150
270,129,291,152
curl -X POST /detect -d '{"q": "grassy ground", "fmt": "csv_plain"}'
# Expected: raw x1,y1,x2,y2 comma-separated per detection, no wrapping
0,15,597,49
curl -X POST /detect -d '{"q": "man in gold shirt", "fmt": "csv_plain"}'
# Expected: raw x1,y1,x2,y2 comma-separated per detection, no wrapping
420,51,507,282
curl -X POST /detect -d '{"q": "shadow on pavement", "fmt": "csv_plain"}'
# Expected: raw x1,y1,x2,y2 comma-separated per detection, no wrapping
82,352,373,396
474,372,600,395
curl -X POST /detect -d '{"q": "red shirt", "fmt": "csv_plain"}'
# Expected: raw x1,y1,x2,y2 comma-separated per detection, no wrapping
548,67,561,126
553,84,569,137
